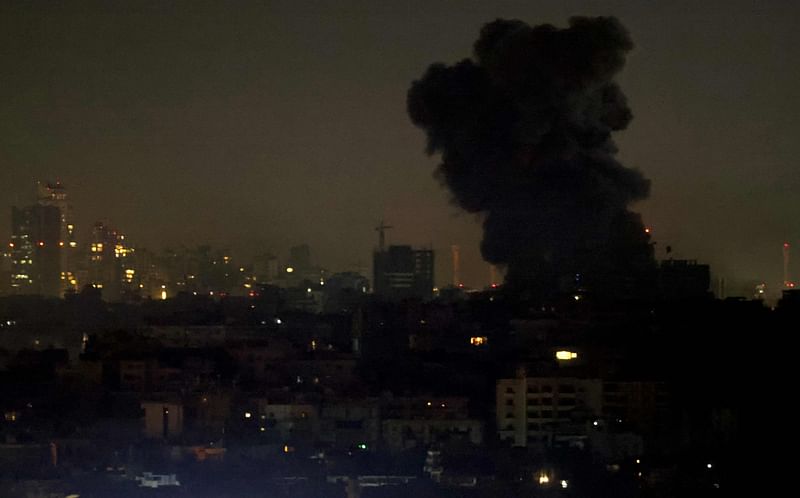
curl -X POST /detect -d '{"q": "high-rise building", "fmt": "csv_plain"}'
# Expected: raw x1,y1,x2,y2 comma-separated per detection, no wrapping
36,181,79,293
0,248,13,295
87,222,134,301
10,205,62,296
373,245,434,301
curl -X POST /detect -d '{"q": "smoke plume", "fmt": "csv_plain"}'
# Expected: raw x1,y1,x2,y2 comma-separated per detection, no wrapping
408,16,654,297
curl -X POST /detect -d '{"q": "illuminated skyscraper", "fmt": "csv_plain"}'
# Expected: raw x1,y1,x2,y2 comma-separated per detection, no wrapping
88,222,134,301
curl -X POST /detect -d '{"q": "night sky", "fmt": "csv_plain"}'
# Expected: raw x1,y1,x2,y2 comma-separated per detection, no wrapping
2,0,799,295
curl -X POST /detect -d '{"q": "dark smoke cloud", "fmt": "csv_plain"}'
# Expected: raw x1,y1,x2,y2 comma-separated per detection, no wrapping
408,16,654,297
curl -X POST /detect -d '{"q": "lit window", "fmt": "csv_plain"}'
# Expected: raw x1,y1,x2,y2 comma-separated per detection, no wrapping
470,336,488,346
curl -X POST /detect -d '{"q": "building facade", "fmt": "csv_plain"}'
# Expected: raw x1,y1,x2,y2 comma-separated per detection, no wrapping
10,205,61,296
373,245,434,301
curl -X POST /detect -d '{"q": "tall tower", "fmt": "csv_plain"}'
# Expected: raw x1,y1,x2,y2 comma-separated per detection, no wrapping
10,205,61,296
37,181,78,292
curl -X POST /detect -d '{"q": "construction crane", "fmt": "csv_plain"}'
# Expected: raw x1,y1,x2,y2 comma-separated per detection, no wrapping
375,221,393,252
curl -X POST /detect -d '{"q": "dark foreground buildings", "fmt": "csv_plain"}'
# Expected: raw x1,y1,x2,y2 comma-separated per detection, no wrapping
0,265,757,498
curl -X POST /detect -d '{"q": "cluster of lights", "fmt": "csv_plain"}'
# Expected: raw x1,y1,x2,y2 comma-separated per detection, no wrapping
470,336,488,346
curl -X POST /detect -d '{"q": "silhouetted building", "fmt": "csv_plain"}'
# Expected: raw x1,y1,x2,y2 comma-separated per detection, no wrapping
323,271,369,313
658,259,711,299
778,288,800,312
37,181,79,293
253,252,279,284
288,244,311,274
373,245,434,301
10,205,61,296
0,249,11,295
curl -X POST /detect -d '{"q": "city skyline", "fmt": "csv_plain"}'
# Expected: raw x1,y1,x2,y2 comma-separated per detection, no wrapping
2,1,799,293
0,4,777,495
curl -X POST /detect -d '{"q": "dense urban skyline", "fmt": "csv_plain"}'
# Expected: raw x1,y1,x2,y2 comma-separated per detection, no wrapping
2,0,799,293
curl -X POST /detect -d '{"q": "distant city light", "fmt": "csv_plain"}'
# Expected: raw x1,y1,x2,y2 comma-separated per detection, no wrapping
470,336,488,346
286,267,294,273
244,412,252,419
538,472,550,485
561,480,569,489
556,350,578,360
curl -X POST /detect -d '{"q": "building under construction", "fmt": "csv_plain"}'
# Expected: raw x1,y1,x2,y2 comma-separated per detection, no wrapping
372,222,434,301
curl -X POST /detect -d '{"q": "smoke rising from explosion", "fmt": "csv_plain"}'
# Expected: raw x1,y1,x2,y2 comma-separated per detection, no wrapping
408,16,654,297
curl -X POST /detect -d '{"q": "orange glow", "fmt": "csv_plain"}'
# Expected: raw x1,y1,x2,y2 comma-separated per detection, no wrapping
470,336,488,346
